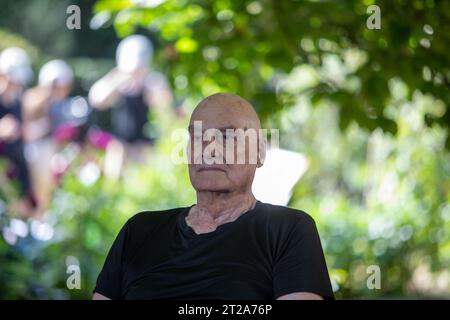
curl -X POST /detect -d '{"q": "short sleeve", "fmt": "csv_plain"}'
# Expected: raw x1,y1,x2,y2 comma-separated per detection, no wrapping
273,214,334,300
93,221,129,299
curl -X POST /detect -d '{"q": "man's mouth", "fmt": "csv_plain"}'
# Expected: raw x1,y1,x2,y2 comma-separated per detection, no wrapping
197,165,227,172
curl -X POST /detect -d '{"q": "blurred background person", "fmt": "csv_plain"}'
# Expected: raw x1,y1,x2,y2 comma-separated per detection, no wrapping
22,59,91,217
88,35,183,179
38,60,91,147
0,47,36,217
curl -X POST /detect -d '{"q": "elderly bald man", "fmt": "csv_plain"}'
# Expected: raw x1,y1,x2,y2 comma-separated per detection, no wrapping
93,93,334,300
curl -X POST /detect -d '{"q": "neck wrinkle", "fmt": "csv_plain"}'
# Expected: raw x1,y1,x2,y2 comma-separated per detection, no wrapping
187,191,257,232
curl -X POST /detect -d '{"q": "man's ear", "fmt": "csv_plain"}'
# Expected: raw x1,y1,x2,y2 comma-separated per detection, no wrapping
257,136,266,168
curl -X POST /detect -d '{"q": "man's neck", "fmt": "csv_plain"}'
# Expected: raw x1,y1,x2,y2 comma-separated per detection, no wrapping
186,191,257,234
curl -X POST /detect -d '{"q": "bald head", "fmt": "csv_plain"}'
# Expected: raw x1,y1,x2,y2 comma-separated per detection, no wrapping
191,93,261,131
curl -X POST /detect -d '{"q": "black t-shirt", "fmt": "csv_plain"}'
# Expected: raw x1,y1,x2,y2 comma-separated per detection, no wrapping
94,201,334,300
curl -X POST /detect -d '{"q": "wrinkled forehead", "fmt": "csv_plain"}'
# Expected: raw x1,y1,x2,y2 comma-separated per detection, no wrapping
189,96,260,130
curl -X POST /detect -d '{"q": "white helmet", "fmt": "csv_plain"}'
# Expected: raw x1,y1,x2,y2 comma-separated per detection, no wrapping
38,59,74,87
116,35,153,73
0,47,33,86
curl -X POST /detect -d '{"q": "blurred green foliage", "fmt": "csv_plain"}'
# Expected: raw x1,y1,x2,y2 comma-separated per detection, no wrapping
94,0,450,144
0,0,449,299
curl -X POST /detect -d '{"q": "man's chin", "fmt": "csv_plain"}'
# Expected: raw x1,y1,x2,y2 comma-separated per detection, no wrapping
193,183,231,193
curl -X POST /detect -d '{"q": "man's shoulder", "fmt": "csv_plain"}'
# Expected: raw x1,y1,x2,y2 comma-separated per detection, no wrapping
257,201,316,226
257,202,321,245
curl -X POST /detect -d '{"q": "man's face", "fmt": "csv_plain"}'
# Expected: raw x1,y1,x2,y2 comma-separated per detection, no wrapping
187,95,262,194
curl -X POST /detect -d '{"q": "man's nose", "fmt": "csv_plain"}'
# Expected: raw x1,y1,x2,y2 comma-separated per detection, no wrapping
203,137,225,163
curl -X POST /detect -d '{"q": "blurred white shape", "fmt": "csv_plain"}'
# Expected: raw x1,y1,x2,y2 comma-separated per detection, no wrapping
103,139,124,181
10,218,28,238
423,24,434,35
78,161,101,186
202,46,220,61
420,38,431,48
116,35,153,72
89,11,111,30
377,172,398,204
246,1,263,15
30,219,54,241
39,60,74,86
441,204,450,221
2,226,18,245
252,148,308,206
132,0,166,7
0,47,33,85
368,218,394,240
70,96,89,118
